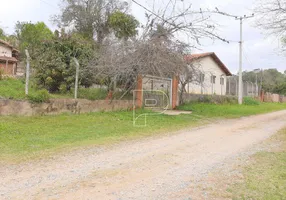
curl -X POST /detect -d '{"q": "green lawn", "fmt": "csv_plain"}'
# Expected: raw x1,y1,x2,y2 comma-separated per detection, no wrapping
0,110,201,162
228,128,286,200
178,102,286,118
0,78,131,101
0,78,35,100
0,103,286,162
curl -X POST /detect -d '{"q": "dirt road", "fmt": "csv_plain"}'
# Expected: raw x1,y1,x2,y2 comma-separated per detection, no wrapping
1,110,286,200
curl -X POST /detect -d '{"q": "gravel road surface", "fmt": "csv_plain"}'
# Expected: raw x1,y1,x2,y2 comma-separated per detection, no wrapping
1,110,286,200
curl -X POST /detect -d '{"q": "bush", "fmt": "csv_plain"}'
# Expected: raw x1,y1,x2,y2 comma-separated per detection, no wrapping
0,69,4,80
28,89,50,103
77,88,108,100
243,97,260,105
196,95,237,104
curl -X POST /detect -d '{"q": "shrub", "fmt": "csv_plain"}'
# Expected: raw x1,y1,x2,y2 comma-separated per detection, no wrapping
197,95,237,104
198,95,212,103
0,69,4,80
243,97,260,105
77,88,108,100
28,89,50,103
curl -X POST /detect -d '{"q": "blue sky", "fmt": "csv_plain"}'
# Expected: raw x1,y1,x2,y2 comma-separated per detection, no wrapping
1,0,285,73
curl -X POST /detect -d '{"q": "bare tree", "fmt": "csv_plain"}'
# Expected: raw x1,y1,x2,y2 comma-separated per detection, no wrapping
178,61,203,104
90,0,229,101
254,0,286,36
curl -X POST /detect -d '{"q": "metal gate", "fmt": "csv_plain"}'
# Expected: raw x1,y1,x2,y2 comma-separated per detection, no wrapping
141,75,172,110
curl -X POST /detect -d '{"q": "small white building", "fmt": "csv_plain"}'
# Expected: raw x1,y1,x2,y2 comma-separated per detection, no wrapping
184,52,232,95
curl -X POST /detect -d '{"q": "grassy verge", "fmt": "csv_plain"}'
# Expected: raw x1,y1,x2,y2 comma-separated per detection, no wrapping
0,110,201,162
0,103,285,162
177,102,286,118
0,78,36,100
0,78,132,101
228,128,286,199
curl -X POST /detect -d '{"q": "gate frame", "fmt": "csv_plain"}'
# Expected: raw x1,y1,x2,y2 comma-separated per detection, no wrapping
135,74,178,109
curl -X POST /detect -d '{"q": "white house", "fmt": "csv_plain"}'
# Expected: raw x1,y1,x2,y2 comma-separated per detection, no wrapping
184,52,232,95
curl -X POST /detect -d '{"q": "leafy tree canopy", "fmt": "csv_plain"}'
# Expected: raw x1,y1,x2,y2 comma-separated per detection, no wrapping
242,68,286,95
108,11,139,40
0,27,6,40
34,31,95,93
15,21,54,58
55,0,139,43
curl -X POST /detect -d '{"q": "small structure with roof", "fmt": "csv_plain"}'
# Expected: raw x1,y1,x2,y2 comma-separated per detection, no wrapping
0,39,19,76
184,52,232,95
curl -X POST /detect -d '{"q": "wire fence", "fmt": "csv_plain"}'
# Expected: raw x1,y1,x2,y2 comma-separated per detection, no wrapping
226,76,260,97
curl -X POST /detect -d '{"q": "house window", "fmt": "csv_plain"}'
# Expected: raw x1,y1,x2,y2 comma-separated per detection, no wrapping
220,77,224,85
200,73,205,83
211,75,216,84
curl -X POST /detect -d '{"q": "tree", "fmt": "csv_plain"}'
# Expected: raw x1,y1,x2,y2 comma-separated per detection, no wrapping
90,0,230,102
108,11,139,40
15,22,54,59
242,68,286,94
34,32,95,92
254,0,286,36
55,0,139,43
0,27,6,40
273,82,286,95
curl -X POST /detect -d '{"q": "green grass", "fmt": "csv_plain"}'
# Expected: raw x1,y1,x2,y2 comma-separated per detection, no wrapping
0,78,35,100
0,78,53,101
177,102,286,118
0,78,131,101
228,128,286,200
0,110,201,162
0,103,285,162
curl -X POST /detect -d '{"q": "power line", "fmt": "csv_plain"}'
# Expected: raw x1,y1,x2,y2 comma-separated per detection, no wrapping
131,0,231,43
39,0,58,9
130,0,177,28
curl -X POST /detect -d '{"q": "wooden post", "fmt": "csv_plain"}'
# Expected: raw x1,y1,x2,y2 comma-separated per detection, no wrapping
136,75,143,108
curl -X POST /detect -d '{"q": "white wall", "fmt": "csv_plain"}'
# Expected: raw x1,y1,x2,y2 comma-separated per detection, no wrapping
0,45,12,57
185,56,228,95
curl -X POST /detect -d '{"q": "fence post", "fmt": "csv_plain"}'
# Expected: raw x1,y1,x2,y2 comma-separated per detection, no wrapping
25,49,30,95
73,58,79,100
228,77,231,95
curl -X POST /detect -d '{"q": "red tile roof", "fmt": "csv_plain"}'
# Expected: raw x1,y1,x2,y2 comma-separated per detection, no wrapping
0,56,18,63
184,52,232,76
0,39,19,52
0,39,13,48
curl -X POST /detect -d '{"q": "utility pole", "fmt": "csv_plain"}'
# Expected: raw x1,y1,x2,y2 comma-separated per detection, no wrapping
213,9,254,104
260,68,263,94
253,68,260,96
236,14,254,104
238,17,243,104
25,49,30,95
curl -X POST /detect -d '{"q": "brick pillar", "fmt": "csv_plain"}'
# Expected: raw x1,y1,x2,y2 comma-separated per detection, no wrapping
172,76,179,109
260,90,265,102
136,75,143,108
